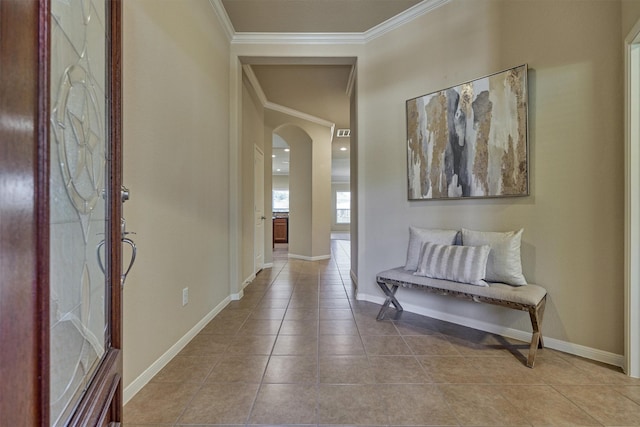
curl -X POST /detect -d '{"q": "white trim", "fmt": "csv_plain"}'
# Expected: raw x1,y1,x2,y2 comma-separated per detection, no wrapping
625,17,640,378
242,273,256,290
346,65,357,97
263,262,274,269
123,297,231,404
350,269,358,287
242,65,268,106
288,253,331,262
206,0,234,41
232,32,366,45
265,101,335,129
227,0,451,45
230,289,244,301
363,0,451,42
357,292,624,368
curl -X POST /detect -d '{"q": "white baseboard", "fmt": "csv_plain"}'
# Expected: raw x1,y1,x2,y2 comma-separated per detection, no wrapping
357,292,624,369
242,273,256,289
123,296,231,404
263,262,274,269
288,253,331,261
230,289,244,301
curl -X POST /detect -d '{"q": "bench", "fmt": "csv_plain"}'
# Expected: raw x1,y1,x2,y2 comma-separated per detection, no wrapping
375,266,547,368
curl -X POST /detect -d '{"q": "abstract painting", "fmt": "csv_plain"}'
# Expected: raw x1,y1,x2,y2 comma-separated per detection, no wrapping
406,64,528,200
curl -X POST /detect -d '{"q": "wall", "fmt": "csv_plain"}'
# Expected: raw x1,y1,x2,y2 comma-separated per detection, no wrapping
122,0,230,393
241,75,265,284
357,0,626,357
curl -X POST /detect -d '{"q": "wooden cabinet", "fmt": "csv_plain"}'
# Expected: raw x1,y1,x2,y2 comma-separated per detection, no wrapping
273,217,288,244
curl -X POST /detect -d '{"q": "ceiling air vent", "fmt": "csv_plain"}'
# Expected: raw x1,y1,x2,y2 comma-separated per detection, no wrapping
336,129,351,137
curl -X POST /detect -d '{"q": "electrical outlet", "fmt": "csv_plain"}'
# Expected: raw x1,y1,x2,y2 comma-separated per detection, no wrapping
182,287,188,306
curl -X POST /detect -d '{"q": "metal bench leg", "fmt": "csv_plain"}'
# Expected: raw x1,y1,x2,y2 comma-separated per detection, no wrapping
376,280,403,320
526,296,546,368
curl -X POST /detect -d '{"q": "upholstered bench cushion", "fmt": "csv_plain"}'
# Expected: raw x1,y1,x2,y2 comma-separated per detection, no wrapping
376,267,547,307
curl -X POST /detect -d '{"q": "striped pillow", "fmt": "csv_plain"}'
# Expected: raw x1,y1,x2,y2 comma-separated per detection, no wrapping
414,242,491,286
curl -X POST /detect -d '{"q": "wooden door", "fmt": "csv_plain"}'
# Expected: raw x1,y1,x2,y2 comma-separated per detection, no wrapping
0,0,124,425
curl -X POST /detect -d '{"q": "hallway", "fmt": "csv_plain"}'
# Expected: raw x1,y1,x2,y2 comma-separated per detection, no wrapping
124,240,640,426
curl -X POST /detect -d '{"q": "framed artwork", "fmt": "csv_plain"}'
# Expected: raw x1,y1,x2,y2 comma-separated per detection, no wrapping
406,64,529,200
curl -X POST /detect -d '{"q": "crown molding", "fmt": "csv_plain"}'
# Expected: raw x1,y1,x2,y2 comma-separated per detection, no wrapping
242,65,268,105
363,0,451,43
265,101,335,130
228,0,451,45
207,0,234,41
346,65,357,98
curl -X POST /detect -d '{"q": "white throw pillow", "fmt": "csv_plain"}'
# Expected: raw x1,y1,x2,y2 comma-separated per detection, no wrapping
404,226,460,271
461,228,527,286
414,242,490,286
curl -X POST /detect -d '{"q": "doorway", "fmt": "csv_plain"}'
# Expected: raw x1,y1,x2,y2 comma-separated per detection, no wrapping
626,17,640,378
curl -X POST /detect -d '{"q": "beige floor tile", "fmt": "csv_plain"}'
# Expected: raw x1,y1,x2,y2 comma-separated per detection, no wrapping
477,356,545,385
179,334,234,356
319,298,352,309
318,384,388,425
319,334,365,355
207,355,269,383
249,383,318,424
284,308,319,320
123,382,200,424
319,355,374,384
319,308,354,320
273,334,319,355
248,308,286,320
555,385,640,425
499,385,601,426
128,247,640,427
355,317,399,336
368,356,432,384
361,335,413,356
199,317,245,335
614,385,640,404
320,319,359,335
226,334,276,355
418,356,489,384
535,356,603,385
439,384,530,426
384,384,458,426
403,334,461,356
151,355,219,384
177,382,259,425
280,319,319,335
237,318,283,335
263,355,318,383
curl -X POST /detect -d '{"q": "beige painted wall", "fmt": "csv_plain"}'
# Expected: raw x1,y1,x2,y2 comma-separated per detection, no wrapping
358,0,626,355
241,76,265,283
122,0,230,387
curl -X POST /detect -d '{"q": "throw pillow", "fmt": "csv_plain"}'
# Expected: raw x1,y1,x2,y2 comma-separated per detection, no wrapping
404,226,460,271
414,242,490,286
461,228,527,286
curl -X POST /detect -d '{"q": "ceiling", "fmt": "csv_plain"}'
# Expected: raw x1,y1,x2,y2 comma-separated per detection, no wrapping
222,0,425,180
221,0,422,33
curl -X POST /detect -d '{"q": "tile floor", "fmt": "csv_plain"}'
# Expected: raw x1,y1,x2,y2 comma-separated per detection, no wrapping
124,240,640,426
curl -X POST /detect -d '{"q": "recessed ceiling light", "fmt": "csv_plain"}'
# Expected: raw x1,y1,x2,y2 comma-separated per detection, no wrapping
340,147,348,151
277,169,281,172
272,154,276,158
284,148,290,152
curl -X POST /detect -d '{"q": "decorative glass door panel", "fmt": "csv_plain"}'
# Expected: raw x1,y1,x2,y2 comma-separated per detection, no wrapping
49,0,111,424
